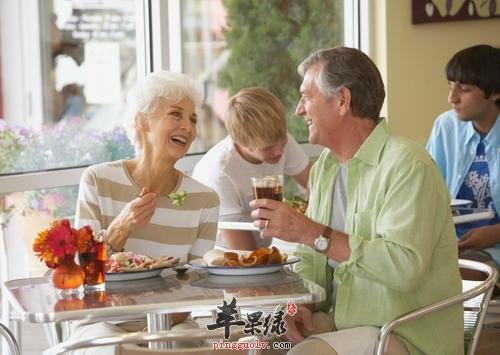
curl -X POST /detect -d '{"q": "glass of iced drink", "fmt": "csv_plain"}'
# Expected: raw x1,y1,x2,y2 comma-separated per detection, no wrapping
251,175,284,204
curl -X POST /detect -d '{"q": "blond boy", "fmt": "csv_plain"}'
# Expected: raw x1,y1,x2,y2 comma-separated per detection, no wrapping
192,87,311,250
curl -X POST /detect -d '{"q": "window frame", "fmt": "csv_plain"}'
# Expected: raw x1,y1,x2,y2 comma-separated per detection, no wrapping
0,0,44,126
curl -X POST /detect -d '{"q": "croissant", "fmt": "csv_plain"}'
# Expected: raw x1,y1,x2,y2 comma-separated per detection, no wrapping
222,247,288,267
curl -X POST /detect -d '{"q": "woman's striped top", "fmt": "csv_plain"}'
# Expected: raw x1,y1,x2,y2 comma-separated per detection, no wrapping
75,160,220,262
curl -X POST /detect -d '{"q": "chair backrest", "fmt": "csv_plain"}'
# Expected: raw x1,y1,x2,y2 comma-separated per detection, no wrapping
42,327,261,355
0,321,21,355
374,259,497,355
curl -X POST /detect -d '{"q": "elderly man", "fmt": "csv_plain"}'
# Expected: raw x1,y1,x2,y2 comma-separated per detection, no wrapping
251,47,463,355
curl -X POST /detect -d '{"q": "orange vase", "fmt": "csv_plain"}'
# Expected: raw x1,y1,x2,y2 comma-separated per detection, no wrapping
51,256,85,295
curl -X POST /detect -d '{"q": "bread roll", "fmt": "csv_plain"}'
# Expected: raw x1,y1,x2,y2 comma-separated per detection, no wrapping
203,249,225,266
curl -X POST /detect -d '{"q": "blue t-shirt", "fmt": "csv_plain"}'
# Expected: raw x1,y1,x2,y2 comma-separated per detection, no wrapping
456,137,500,237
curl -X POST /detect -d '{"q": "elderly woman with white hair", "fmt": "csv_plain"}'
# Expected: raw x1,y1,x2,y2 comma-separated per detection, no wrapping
76,70,218,264
69,71,220,354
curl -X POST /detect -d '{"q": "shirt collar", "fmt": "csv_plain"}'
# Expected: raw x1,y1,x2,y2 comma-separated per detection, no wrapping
484,113,500,147
353,118,390,167
464,120,477,145
463,113,500,147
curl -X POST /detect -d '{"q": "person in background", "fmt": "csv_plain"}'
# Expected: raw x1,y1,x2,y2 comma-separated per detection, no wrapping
251,47,463,354
50,13,85,122
426,44,500,280
192,87,311,251
71,70,219,354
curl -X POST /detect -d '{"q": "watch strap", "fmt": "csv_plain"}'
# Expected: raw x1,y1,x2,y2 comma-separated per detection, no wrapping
322,226,333,239
314,225,333,252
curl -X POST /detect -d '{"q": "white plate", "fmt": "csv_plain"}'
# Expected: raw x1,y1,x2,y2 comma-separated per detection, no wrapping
217,212,258,231
453,209,495,224
187,256,300,276
451,199,473,207
106,266,171,282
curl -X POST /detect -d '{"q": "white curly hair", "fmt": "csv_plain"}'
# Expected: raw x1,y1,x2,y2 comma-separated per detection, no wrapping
124,70,202,154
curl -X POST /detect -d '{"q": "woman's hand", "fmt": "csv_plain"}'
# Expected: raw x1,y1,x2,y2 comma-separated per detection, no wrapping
106,187,158,251
458,224,500,252
283,304,314,345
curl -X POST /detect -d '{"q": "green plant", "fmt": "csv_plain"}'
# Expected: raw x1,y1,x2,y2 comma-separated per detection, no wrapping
22,186,79,219
0,121,24,172
0,194,15,225
218,0,343,141
0,118,134,174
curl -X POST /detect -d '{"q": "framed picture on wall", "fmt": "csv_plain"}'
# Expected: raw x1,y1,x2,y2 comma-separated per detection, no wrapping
412,0,500,24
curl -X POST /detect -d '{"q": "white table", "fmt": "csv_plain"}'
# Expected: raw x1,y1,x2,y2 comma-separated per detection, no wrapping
3,268,324,350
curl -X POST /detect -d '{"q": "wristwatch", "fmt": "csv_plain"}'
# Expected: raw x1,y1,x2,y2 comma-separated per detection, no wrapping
314,226,333,252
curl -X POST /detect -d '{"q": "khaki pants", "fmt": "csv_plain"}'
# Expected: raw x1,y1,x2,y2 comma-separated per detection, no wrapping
287,312,410,355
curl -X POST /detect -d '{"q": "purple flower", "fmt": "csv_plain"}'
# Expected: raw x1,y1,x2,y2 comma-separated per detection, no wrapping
31,198,45,211
52,193,65,206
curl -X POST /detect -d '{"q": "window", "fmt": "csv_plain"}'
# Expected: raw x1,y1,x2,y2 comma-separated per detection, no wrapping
1,0,137,174
0,0,142,278
0,0,366,277
171,0,348,153
170,0,349,196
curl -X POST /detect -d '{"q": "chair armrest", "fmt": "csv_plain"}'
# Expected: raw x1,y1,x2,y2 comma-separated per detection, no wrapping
0,322,20,355
43,327,246,355
375,259,498,355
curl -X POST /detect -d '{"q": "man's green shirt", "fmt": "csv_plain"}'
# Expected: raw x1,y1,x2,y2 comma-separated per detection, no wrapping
296,119,463,354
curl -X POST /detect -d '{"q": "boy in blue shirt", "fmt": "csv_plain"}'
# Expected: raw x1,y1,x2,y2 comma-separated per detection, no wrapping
427,44,500,277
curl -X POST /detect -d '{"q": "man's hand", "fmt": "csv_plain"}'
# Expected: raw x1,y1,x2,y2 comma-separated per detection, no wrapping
458,224,500,251
283,304,314,345
249,198,322,244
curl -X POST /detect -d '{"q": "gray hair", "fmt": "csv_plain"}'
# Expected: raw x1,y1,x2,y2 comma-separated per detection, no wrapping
124,70,202,153
298,47,385,121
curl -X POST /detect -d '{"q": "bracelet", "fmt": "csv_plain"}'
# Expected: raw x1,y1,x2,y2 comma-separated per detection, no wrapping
99,228,124,256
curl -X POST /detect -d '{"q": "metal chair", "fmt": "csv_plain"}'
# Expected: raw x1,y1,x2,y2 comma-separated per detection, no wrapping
0,322,21,355
42,327,261,355
375,259,498,355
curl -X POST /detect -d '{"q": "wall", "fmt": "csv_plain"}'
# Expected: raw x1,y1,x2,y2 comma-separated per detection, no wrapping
371,0,500,144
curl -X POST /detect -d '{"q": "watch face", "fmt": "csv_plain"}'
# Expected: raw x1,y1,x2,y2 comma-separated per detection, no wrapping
315,236,328,251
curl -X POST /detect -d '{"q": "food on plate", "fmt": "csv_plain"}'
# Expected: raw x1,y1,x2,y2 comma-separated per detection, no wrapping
202,247,288,267
105,251,179,273
203,249,225,267
283,196,308,214
223,252,240,266
238,247,287,266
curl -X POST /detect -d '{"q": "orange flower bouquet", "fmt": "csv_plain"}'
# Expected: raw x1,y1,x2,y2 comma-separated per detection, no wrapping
33,219,96,294
33,219,95,268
